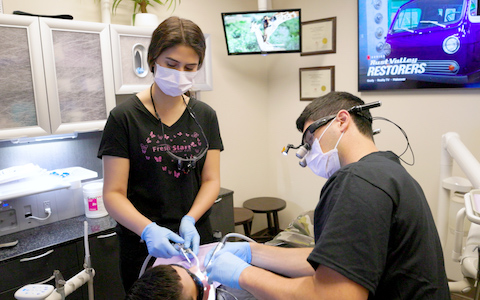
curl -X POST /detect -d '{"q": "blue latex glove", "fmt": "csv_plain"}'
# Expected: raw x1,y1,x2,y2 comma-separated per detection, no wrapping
179,215,200,255
141,222,184,258
204,242,252,267
206,251,251,290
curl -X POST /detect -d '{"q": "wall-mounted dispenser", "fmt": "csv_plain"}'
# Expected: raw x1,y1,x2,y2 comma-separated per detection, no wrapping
132,43,148,78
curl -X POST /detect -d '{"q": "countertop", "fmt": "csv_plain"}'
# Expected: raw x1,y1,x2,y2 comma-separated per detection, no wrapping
0,187,233,263
0,215,117,262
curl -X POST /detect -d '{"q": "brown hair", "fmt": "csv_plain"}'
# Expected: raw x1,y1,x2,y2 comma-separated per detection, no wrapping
148,16,206,73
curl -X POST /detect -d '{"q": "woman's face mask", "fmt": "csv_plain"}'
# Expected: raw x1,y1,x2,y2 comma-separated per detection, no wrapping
305,119,344,178
154,63,198,97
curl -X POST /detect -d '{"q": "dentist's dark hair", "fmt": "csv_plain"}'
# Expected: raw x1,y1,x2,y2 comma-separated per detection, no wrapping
296,91,374,139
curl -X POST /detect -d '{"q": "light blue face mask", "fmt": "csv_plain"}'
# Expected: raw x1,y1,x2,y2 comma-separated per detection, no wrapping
305,119,344,178
154,64,198,97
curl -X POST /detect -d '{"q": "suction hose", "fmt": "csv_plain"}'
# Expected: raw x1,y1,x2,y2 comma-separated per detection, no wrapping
138,232,256,278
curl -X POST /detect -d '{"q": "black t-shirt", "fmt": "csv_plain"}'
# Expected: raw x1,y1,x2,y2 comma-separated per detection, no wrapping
98,96,223,237
307,151,450,299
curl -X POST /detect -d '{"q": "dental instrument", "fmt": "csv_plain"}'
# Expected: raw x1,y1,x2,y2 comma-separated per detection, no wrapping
203,232,256,273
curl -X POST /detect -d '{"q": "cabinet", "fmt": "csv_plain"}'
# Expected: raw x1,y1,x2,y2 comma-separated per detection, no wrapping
0,230,124,300
76,230,125,300
0,243,84,300
209,188,235,237
0,14,115,141
109,24,213,94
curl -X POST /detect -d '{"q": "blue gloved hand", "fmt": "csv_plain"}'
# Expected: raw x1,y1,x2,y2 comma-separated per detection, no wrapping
179,215,200,255
141,222,184,258
206,251,251,290
204,242,252,267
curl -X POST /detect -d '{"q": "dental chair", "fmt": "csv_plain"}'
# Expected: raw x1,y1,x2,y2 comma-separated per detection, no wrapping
449,191,480,299
438,133,480,299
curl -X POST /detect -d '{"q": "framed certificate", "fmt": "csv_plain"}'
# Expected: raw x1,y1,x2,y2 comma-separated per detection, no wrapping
301,17,336,56
299,66,335,101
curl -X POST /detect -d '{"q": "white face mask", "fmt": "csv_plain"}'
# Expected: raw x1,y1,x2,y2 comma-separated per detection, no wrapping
305,119,344,178
154,64,198,97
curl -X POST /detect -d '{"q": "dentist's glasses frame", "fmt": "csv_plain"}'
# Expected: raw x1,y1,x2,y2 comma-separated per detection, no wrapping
282,101,382,167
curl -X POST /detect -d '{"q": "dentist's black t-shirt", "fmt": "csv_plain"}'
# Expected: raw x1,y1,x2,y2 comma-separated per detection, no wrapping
307,151,450,299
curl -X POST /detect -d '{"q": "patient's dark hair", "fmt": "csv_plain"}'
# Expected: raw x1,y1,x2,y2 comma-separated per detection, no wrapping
125,265,186,300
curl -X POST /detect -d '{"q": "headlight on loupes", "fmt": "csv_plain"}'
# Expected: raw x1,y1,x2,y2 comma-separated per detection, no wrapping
282,101,382,168
282,143,310,167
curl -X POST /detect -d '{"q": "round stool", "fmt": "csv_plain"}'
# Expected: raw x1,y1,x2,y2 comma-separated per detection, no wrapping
243,197,287,242
234,207,254,237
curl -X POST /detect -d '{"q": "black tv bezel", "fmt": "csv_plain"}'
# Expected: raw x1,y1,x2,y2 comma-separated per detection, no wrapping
357,0,480,91
221,8,302,56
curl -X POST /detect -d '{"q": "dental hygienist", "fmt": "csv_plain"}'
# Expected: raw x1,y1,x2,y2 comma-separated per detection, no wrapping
205,92,449,299
98,16,223,292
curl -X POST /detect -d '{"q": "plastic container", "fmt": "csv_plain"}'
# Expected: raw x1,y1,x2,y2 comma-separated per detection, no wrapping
82,182,108,218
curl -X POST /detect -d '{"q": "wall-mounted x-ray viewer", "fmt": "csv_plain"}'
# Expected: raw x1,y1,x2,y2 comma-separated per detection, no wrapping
110,24,213,94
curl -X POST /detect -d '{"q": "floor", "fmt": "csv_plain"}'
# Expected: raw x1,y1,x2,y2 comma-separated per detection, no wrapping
452,289,476,300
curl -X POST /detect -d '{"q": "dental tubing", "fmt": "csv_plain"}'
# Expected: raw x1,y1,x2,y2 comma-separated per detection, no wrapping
204,233,256,272
139,232,256,278
43,269,96,300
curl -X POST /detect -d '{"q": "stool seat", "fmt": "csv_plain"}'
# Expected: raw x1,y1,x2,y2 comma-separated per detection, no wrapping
243,197,286,242
243,197,286,213
234,207,254,237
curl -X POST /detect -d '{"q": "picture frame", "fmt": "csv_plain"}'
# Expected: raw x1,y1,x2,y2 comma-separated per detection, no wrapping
301,17,336,56
299,66,335,101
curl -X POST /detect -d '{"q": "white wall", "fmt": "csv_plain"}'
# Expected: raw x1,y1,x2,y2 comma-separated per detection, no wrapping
266,0,480,233
3,0,480,235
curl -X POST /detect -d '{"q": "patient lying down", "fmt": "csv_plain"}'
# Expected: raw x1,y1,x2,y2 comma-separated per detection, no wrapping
124,243,256,300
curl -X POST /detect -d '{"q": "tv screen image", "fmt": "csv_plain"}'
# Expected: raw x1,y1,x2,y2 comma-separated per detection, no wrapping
358,0,480,90
221,9,301,55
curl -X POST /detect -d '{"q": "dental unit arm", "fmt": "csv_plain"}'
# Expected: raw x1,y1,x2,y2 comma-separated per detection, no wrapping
14,221,95,300
439,133,480,298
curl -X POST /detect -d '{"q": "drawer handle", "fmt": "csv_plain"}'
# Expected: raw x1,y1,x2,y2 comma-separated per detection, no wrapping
97,232,116,239
214,197,223,204
20,249,54,262
36,275,55,285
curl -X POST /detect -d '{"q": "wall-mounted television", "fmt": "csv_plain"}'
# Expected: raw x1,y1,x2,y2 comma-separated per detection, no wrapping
221,9,301,55
358,0,480,91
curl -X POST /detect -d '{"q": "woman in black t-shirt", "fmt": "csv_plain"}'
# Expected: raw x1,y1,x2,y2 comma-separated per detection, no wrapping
98,16,223,292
